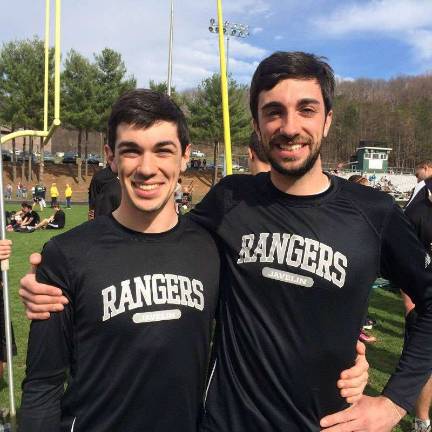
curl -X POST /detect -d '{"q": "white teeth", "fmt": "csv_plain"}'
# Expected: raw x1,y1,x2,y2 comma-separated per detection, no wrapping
136,184,159,191
279,144,302,151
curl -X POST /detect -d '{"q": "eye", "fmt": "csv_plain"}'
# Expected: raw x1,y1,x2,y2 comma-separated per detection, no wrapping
300,107,316,116
157,147,175,155
120,148,140,156
264,109,281,118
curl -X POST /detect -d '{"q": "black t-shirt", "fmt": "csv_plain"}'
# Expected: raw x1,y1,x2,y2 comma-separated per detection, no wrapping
190,173,432,432
88,167,121,217
20,215,220,432
23,211,40,226
52,210,65,228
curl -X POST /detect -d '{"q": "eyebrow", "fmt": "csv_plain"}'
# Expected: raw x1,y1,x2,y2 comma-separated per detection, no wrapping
297,98,321,106
116,140,178,150
261,98,321,112
154,141,177,149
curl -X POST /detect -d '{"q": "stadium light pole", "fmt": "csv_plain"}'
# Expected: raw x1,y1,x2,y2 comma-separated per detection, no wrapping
208,18,249,77
167,0,174,96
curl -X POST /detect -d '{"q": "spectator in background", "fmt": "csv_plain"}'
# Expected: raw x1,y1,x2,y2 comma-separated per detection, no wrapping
16,182,22,198
347,174,369,186
33,184,46,212
88,158,120,220
7,201,28,230
64,184,72,209
50,183,59,208
21,184,27,199
247,131,270,175
5,184,12,200
29,204,65,231
202,159,207,170
15,203,39,232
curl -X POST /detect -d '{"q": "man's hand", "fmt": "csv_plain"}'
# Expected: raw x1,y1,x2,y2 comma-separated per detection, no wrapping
320,395,405,431
19,253,68,320
0,239,12,260
337,341,369,404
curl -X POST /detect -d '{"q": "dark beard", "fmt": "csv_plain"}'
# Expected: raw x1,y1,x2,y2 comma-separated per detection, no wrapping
268,146,321,178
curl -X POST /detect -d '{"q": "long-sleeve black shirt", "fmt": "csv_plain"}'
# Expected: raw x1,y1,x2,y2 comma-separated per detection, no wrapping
20,215,220,432
190,173,432,432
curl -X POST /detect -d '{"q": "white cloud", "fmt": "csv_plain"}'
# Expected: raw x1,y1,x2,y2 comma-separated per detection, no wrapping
314,0,432,35
313,0,432,62
228,39,267,58
335,74,355,83
406,29,432,60
252,27,264,34
274,35,284,41
225,0,271,16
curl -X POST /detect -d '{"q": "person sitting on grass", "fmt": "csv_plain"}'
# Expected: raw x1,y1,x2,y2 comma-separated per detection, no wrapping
15,204,40,232
29,204,65,231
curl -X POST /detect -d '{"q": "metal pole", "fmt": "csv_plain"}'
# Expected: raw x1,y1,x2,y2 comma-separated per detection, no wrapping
43,0,50,132
54,0,61,121
167,0,174,96
216,0,233,176
226,34,229,78
0,131,16,427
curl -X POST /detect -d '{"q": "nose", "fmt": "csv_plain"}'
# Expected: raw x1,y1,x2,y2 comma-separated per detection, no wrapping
136,152,158,178
279,111,301,137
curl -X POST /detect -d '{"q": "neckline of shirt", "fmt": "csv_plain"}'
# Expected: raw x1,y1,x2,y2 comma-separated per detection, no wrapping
107,213,184,240
263,172,340,206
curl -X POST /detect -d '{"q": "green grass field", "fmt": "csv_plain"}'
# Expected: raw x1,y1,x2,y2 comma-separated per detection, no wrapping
0,203,413,430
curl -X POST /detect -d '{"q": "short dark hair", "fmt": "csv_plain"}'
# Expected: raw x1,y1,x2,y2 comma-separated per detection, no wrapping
21,201,28,207
24,203,33,210
249,132,268,163
108,89,190,154
250,51,335,122
416,160,432,169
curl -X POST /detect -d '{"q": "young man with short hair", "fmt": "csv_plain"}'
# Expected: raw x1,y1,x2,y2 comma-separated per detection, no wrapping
19,89,221,431
189,52,432,431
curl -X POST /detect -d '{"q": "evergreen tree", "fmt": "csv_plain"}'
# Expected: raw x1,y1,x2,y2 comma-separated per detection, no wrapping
186,74,251,184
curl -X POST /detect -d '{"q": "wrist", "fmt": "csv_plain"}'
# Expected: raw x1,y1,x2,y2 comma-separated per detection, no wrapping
382,396,406,421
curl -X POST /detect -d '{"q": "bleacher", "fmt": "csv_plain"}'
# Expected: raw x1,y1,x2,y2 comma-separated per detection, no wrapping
339,172,416,193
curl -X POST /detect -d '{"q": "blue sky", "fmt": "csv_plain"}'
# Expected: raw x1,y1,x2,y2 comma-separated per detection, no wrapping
1,0,432,89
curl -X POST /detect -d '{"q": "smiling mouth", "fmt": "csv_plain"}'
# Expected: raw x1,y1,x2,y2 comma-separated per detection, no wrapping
276,143,306,151
132,182,162,191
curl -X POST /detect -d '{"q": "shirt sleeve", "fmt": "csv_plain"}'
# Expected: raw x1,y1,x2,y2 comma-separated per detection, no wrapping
190,176,237,233
20,239,74,432
380,203,432,412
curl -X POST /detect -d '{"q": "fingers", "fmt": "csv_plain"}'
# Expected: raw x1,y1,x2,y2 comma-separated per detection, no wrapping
19,272,68,321
0,239,12,260
28,253,42,273
355,340,366,356
25,310,51,320
338,373,367,392
340,357,369,381
320,419,363,432
21,295,66,310
320,406,357,429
